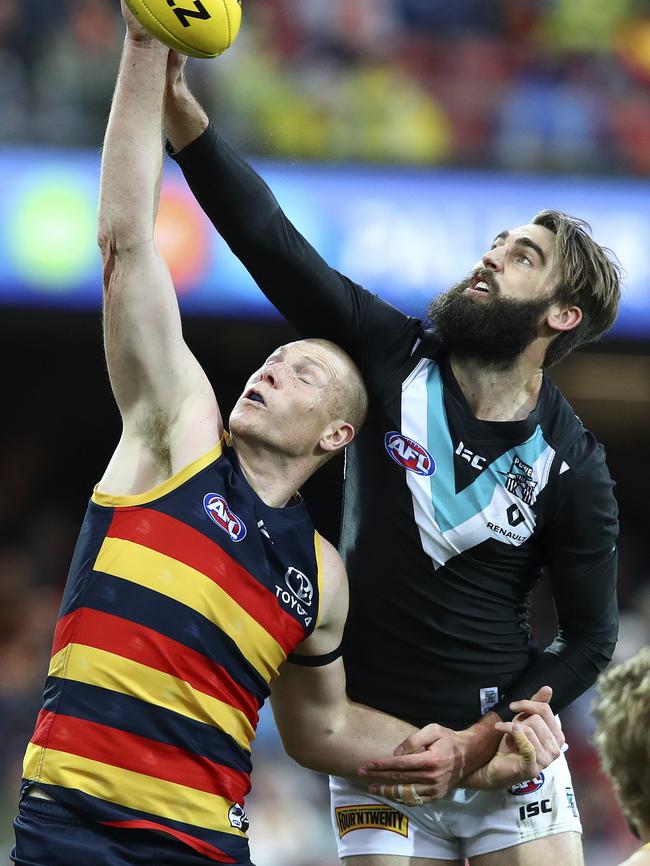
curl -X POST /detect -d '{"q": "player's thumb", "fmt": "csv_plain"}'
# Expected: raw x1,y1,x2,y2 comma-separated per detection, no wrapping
529,685,553,704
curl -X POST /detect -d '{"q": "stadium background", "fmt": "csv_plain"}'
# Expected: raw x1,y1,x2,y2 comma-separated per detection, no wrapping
0,1,649,863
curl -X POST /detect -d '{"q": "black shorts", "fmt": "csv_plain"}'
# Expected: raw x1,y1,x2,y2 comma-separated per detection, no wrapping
12,796,255,866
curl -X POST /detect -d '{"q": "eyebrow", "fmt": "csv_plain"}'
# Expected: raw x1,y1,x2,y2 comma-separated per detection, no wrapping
267,351,330,376
494,230,547,266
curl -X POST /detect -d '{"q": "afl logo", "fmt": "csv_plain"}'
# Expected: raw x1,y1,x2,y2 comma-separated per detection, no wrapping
203,494,247,542
385,432,436,477
509,773,545,796
285,567,314,607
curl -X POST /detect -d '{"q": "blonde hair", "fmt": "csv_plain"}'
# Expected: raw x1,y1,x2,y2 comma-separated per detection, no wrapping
592,648,650,834
305,338,369,434
531,210,622,367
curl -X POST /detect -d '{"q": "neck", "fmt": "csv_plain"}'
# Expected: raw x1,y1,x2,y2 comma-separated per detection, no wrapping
230,435,318,508
449,345,545,422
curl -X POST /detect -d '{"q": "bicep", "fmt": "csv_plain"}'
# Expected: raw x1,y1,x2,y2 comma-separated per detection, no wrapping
271,537,350,749
103,241,218,432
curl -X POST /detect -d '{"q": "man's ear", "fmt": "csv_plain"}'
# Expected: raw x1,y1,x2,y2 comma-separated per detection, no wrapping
319,420,355,454
546,304,582,334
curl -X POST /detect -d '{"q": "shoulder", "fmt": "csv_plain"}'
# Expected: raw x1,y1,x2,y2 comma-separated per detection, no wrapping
539,376,609,475
314,534,349,631
318,535,348,593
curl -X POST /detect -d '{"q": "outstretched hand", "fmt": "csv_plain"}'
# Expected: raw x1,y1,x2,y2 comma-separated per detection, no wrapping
120,0,163,45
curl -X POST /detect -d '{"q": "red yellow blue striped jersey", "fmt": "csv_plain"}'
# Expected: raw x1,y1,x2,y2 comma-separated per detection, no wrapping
22,438,324,863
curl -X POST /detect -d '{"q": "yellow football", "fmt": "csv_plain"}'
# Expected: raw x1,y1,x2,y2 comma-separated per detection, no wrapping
124,0,242,59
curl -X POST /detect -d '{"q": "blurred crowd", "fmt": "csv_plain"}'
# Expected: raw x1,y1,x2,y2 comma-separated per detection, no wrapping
3,0,650,171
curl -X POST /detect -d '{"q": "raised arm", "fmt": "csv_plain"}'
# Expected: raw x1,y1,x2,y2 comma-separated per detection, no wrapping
271,538,562,798
97,10,221,495
164,59,417,371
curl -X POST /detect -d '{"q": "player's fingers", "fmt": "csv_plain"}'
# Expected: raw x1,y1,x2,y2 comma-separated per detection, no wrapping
511,702,565,751
359,766,447,784
392,724,445,756
494,720,543,772
519,715,562,764
373,782,440,806
358,749,446,777
529,685,553,704
511,723,537,766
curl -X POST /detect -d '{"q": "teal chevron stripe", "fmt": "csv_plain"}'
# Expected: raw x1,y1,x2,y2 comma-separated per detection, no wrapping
425,364,549,533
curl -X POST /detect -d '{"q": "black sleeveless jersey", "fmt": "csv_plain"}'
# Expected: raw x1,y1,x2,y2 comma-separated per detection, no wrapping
174,128,619,729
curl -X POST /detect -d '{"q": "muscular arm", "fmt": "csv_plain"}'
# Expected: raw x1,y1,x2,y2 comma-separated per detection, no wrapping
271,540,415,776
164,75,416,371
97,25,220,495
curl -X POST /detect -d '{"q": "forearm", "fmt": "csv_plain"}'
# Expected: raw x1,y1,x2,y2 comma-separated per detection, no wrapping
166,93,377,345
301,701,416,778
165,78,209,153
290,699,416,779
492,636,617,722
98,38,169,247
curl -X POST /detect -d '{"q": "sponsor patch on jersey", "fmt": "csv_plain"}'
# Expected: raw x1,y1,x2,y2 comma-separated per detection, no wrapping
384,431,436,477
509,773,545,796
285,566,314,606
228,802,249,832
335,805,409,838
203,493,247,542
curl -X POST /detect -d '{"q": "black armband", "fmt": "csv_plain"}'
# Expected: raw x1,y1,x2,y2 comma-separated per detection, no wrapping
286,645,343,667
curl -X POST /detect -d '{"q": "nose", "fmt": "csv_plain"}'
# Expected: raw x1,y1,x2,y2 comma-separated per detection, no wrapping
481,245,504,272
260,362,284,388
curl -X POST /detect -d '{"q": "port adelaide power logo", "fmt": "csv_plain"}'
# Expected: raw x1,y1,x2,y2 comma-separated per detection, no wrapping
501,455,537,506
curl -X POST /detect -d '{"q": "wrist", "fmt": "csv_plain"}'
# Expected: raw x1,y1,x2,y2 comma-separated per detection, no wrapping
458,713,503,774
125,34,168,53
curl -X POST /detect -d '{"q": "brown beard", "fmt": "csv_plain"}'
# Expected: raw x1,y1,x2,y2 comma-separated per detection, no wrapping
427,278,554,369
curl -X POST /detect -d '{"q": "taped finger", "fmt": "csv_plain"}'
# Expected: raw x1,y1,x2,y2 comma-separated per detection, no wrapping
512,726,536,765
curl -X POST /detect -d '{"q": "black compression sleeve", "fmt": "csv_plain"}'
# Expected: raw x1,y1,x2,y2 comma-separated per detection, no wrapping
493,434,619,720
171,125,417,371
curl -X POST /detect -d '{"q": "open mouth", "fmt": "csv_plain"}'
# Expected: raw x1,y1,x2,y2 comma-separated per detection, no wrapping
245,389,265,405
468,274,494,294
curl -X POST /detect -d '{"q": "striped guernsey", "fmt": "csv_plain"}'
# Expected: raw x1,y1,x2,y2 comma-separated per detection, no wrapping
22,437,323,863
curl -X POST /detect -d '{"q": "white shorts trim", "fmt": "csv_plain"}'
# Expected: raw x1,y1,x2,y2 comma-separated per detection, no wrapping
330,751,582,860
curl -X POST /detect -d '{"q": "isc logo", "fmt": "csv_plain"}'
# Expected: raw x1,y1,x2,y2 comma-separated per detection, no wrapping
385,432,436,477
203,493,247,542
518,800,552,821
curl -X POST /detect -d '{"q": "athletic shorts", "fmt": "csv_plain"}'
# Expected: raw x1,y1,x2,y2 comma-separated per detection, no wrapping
12,794,256,866
329,751,582,861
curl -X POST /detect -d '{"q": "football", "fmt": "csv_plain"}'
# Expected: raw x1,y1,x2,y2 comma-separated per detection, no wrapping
124,0,242,59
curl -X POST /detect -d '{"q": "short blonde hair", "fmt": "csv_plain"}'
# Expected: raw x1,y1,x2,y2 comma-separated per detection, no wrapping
306,338,369,434
532,210,622,367
592,648,650,834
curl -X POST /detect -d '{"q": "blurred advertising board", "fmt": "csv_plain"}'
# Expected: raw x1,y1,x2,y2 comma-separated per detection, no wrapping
0,148,648,338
